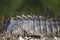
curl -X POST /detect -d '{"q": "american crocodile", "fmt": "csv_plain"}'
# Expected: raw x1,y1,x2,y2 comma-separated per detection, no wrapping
3,15,60,38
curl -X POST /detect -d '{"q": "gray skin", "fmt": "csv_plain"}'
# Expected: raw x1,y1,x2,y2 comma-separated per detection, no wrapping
5,15,60,38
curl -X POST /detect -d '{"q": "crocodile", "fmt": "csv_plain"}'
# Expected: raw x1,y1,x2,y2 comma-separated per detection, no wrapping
3,15,60,38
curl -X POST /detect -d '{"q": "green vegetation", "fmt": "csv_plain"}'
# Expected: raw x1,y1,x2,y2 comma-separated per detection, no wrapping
0,0,59,17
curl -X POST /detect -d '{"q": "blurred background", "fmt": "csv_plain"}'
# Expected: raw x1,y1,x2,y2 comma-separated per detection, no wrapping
0,0,59,17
